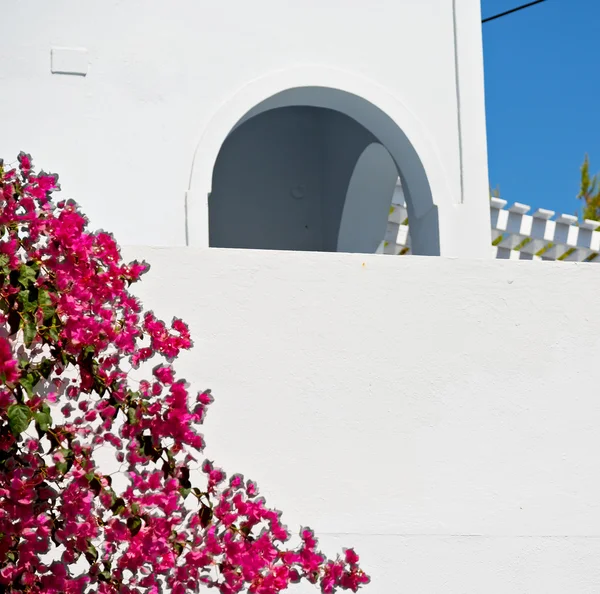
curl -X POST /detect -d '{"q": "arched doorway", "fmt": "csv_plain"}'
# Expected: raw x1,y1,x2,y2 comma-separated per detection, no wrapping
209,106,400,253
187,80,446,256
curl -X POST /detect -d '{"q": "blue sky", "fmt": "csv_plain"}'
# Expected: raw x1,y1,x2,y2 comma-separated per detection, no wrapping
481,0,600,217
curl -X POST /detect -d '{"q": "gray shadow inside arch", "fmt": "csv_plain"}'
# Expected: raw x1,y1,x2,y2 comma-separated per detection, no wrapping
338,142,399,254
209,87,440,255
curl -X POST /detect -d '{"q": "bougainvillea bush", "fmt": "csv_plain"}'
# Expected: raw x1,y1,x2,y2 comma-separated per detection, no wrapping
0,153,369,594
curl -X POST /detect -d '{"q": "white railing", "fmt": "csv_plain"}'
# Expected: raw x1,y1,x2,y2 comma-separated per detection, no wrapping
380,181,600,262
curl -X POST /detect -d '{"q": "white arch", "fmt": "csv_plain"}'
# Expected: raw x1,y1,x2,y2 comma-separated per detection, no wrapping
186,65,455,255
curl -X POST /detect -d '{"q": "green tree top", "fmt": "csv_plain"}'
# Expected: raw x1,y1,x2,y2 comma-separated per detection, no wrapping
578,154,600,221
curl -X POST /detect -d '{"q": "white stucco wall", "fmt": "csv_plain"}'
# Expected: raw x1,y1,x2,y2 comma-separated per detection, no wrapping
0,0,491,257
4,2,597,592
122,246,600,593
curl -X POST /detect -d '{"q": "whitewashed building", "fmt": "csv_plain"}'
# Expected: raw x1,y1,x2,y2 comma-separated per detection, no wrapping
3,1,600,592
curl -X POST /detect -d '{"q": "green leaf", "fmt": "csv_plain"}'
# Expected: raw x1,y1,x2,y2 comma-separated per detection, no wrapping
23,316,37,347
173,541,185,557
18,264,37,288
19,371,39,397
84,543,98,565
48,317,61,342
88,476,102,496
104,488,116,509
127,516,142,536
82,345,95,358
110,497,125,516
34,409,52,433
38,290,54,321
39,359,54,379
7,309,20,336
7,404,32,435
55,447,73,475
162,459,174,479
93,378,106,397
17,289,36,313
0,253,9,274
8,269,19,288
179,466,191,498
141,434,161,462
98,560,112,582
127,406,138,425
199,505,213,528
180,466,191,486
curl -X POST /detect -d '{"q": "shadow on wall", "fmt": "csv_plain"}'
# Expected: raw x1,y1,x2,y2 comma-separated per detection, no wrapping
209,107,398,254
207,87,440,255
338,143,399,254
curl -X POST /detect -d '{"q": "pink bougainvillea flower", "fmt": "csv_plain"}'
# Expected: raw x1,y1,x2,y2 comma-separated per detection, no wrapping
0,153,369,594
0,337,19,384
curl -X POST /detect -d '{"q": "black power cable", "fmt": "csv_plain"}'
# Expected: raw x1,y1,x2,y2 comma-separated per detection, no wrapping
482,0,548,24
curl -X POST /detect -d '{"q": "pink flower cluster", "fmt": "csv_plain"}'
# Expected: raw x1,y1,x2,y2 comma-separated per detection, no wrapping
0,337,19,384
0,154,369,593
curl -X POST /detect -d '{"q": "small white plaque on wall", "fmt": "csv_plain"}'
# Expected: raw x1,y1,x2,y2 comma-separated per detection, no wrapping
50,47,88,76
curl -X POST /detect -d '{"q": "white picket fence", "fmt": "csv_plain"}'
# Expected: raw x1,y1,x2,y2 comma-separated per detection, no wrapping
380,181,600,262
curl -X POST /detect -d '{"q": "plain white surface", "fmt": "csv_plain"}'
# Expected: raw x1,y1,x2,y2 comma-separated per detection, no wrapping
120,246,600,592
